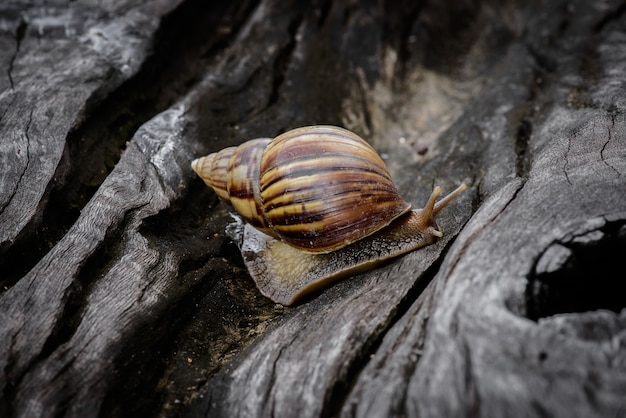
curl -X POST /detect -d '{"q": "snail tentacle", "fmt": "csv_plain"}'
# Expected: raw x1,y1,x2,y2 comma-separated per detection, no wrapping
433,183,468,215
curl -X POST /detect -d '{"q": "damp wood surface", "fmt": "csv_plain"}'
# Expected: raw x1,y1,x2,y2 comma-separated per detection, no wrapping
1,1,625,417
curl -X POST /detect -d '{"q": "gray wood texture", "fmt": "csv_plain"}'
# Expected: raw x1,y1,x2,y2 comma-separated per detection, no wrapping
1,1,625,417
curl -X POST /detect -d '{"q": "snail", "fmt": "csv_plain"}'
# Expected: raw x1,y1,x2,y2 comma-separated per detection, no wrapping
192,125,466,305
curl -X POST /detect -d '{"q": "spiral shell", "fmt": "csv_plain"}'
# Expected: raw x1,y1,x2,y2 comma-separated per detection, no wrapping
192,126,411,253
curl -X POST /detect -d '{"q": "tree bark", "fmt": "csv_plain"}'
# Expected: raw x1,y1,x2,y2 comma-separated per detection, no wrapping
1,1,625,417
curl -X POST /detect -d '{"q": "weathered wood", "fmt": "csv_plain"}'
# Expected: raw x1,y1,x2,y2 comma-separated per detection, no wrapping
0,1,179,251
1,0,625,417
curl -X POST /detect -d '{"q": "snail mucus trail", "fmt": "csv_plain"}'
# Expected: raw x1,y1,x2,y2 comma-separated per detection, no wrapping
192,125,466,305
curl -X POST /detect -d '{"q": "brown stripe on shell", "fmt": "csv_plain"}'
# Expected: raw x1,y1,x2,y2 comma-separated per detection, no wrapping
274,198,411,252
227,138,273,233
260,152,393,198
262,126,390,187
259,125,411,253
262,168,401,211
261,162,398,209
264,171,411,252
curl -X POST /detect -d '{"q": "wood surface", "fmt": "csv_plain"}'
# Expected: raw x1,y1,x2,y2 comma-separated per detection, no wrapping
1,1,625,417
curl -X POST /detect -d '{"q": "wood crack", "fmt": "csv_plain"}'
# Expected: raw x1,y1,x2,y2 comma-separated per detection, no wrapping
460,334,480,416
6,19,26,91
600,114,621,177
0,108,31,219
592,1,626,33
264,14,303,112
563,132,574,185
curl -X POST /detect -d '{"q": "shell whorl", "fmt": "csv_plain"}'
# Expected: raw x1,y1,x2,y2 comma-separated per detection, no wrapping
192,138,274,236
192,126,412,253
191,147,234,204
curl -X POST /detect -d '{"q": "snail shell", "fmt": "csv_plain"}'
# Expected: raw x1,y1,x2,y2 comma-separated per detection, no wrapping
192,125,466,305
193,126,412,253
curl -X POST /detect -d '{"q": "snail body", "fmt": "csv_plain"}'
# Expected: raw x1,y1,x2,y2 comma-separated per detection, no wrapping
192,125,466,305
